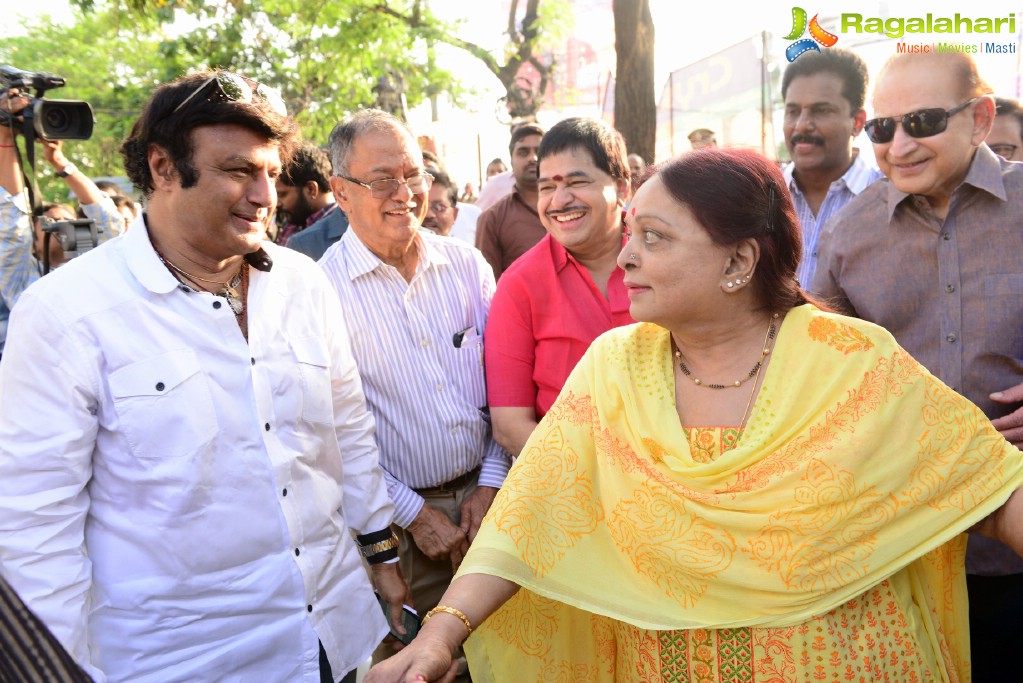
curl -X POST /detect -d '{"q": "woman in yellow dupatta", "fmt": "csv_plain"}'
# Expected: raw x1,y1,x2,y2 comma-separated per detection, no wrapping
366,148,1023,683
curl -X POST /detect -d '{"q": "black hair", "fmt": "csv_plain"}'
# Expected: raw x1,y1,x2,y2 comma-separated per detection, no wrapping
782,48,869,112
281,142,332,192
508,123,545,156
120,71,299,198
537,117,629,181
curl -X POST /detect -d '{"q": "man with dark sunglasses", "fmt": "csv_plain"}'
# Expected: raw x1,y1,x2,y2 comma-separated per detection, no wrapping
814,52,1023,683
0,71,408,682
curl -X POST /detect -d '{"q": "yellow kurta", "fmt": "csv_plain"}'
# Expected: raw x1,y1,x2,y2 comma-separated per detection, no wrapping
460,306,1023,682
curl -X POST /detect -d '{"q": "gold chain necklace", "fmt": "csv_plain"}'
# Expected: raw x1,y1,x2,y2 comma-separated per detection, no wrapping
673,313,780,390
156,251,246,316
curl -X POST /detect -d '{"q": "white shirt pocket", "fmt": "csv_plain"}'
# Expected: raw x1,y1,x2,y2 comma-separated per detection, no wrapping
289,336,334,426
107,348,218,459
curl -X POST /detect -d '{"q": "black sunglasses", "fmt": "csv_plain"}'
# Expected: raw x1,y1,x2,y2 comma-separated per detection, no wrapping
864,99,976,144
172,71,287,117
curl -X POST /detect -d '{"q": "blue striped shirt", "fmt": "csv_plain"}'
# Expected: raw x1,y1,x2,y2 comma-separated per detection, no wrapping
319,228,511,526
785,151,882,290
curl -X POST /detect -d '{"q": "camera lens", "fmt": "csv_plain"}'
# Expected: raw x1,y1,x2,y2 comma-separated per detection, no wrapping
34,100,94,140
44,108,69,132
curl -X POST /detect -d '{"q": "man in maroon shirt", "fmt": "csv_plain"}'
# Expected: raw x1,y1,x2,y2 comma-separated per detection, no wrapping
485,117,634,458
474,123,546,279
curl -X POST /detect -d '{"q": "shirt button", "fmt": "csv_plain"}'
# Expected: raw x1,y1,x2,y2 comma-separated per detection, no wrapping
294,548,300,557
282,488,288,496
250,357,256,365
307,604,313,613
436,383,444,392
941,232,951,241
945,284,955,293
155,382,165,391
946,333,957,343
421,338,430,347
450,427,457,436
265,423,271,431
213,301,222,310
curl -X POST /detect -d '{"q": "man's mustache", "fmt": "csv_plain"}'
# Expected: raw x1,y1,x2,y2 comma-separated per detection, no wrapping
790,134,825,146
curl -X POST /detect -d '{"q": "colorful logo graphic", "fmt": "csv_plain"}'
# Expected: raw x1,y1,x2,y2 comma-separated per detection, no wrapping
784,7,839,62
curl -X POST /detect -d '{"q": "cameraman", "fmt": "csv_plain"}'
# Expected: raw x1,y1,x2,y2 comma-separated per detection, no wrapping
0,88,123,357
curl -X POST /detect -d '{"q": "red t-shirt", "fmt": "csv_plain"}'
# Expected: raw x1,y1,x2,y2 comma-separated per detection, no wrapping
485,233,634,417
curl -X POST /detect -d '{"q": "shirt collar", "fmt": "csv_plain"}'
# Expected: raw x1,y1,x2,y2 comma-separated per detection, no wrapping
340,226,449,281
842,151,881,194
784,149,877,196
884,145,1007,221
129,214,274,294
126,215,181,295
549,234,570,272
304,202,336,228
510,186,540,216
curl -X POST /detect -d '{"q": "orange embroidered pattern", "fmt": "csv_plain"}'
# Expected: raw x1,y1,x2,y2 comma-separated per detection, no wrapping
720,350,921,495
747,457,897,591
541,391,717,503
492,424,603,576
608,485,737,607
595,424,717,504
684,426,741,463
486,590,558,658
544,390,594,426
752,580,932,683
906,382,1005,512
807,317,875,354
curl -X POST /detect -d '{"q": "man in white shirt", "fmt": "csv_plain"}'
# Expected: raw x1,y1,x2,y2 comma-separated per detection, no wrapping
319,109,511,679
0,71,406,683
780,48,882,289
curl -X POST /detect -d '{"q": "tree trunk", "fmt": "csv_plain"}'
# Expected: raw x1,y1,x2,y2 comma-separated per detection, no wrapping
612,0,656,165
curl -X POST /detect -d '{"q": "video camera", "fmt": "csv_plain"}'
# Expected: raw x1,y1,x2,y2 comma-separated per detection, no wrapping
0,65,93,140
38,216,98,261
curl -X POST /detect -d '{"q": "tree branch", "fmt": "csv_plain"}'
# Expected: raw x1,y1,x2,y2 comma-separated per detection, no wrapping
366,2,503,78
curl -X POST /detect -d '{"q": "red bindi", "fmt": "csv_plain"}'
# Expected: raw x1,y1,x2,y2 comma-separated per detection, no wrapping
550,174,563,182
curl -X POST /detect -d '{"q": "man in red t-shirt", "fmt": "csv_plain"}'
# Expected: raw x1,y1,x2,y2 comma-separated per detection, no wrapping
485,117,635,458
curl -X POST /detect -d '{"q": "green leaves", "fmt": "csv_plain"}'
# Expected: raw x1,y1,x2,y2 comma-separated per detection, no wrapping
3,0,565,197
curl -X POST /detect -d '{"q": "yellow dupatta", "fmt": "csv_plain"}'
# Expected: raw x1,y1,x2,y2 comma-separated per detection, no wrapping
461,305,1023,681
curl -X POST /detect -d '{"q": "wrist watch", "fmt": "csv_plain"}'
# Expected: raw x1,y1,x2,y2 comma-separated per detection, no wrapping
56,162,77,178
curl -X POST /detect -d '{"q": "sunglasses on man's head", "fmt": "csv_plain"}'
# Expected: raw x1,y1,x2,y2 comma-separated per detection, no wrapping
172,71,287,117
864,99,976,144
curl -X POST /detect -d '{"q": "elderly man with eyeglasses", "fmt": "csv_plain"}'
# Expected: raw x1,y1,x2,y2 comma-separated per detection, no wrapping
319,109,511,681
0,71,408,682
814,52,1023,683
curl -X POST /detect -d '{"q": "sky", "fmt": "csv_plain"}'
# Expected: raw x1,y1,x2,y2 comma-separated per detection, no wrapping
9,0,1023,181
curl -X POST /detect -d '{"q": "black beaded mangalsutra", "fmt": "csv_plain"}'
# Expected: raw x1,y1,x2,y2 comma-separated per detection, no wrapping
673,314,779,390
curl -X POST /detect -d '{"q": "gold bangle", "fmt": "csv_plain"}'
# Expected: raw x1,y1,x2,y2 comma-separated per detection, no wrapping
422,605,473,636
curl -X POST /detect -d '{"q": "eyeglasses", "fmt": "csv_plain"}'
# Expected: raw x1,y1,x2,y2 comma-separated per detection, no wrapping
337,172,434,198
990,143,1018,159
864,99,976,144
173,71,287,117
428,201,452,214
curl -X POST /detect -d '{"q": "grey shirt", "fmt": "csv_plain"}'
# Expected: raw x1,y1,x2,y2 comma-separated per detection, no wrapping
814,145,1023,575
